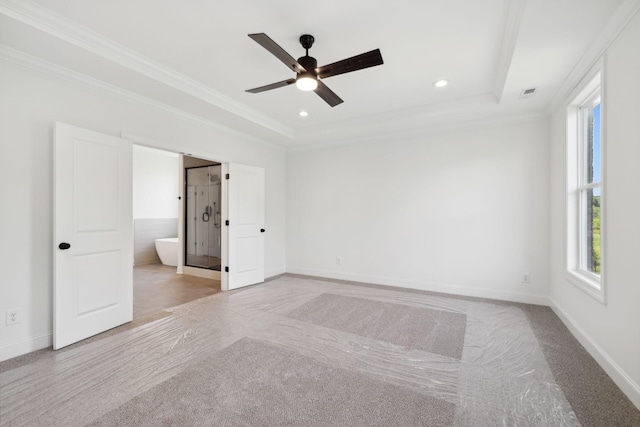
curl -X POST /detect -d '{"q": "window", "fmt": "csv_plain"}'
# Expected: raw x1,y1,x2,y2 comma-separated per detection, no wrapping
578,95,601,275
566,70,604,302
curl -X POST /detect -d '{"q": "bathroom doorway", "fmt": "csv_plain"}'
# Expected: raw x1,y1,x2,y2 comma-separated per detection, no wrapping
127,133,265,292
132,146,221,321
184,158,223,271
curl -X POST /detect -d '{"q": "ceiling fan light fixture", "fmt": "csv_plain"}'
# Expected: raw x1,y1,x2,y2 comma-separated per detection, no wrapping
296,73,318,91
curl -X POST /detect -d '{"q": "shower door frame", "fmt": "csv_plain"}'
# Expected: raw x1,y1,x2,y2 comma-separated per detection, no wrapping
180,158,229,288
184,163,224,272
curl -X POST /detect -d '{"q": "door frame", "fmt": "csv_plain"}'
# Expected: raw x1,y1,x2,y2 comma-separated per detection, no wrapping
122,132,230,291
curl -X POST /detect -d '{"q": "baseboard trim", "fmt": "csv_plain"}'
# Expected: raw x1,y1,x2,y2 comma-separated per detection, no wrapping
549,297,640,409
266,267,287,280
0,331,52,362
286,267,550,306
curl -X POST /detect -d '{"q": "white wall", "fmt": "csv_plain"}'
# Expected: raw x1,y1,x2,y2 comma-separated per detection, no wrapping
0,61,287,361
548,11,640,407
287,118,550,304
133,145,179,219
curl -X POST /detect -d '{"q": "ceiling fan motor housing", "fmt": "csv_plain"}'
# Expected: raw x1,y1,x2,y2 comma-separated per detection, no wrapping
297,55,318,75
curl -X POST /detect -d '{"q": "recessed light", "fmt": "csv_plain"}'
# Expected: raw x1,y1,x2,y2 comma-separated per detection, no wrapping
299,110,309,117
433,79,448,88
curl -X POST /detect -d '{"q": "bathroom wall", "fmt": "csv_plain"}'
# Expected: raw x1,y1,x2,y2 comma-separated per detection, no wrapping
134,218,179,265
133,145,179,219
133,145,180,265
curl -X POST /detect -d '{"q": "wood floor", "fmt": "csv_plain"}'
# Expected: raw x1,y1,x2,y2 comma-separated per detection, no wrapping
133,263,221,319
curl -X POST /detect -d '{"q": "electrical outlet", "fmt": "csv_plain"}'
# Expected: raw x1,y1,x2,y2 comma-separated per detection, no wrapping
6,309,20,326
336,258,342,265
522,273,531,284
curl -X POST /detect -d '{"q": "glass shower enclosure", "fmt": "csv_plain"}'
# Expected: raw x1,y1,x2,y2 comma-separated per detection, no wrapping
185,164,222,270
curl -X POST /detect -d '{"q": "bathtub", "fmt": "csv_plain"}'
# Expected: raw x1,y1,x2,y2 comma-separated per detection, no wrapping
155,237,179,267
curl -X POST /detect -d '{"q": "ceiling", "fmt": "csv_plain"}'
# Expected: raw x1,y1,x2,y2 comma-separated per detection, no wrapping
0,0,631,148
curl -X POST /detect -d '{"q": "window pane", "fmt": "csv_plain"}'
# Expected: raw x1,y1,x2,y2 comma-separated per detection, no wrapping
588,103,601,184
581,187,601,274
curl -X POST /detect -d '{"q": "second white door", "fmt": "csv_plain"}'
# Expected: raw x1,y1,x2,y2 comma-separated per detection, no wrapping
227,163,265,290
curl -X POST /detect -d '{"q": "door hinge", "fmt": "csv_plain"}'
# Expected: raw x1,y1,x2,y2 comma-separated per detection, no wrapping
225,266,229,272
225,220,229,226
225,173,230,180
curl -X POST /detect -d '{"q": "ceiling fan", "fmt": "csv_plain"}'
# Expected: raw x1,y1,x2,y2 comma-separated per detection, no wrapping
246,33,384,107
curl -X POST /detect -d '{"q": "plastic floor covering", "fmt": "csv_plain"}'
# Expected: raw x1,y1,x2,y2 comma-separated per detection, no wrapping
1,275,586,426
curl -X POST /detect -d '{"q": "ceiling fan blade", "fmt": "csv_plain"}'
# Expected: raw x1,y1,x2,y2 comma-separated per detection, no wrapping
316,49,383,79
246,78,296,93
314,81,343,107
248,33,306,73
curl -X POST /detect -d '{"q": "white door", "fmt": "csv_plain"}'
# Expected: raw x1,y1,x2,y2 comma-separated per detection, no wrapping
227,163,265,290
54,123,133,349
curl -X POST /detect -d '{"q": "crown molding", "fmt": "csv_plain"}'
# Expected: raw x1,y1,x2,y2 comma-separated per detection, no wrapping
290,110,548,153
0,0,294,139
493,0,527,103
0,44,286,152
292,92,537,149
295,93,498,143
546,0,640,113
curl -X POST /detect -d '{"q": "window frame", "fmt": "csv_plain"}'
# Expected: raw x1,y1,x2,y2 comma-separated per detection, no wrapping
566,67,606,304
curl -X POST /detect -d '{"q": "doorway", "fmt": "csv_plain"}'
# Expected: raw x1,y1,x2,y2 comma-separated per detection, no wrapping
132,146,221,321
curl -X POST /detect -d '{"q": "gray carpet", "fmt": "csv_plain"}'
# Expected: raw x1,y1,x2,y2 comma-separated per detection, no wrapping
286,293,466,359
90,337,456,427
520,304,640,427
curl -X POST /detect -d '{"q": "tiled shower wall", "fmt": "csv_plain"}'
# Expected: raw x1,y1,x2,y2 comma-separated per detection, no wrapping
134,218,179,265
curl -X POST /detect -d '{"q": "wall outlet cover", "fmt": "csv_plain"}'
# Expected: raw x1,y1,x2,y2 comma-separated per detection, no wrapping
6,309,20,326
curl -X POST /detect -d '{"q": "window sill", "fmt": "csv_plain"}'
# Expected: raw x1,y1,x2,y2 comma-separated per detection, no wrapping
566,270,606,304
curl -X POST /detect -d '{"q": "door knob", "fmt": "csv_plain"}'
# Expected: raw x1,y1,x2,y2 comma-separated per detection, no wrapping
58,242,71,250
